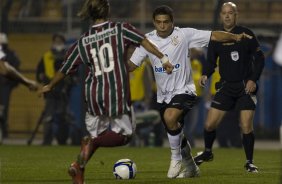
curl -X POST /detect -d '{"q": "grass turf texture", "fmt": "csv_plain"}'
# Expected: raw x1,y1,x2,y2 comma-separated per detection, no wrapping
0,146,281,184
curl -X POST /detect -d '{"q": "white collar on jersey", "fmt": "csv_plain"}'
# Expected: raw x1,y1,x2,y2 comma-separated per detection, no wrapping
92,21,109,27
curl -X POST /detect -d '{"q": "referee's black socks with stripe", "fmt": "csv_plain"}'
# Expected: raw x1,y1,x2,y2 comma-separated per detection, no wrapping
204,129,216,152
242,131,255,163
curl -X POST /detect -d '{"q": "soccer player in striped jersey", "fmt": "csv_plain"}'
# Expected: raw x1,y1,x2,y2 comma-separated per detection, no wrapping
0,46,37,90
129,5,252,178
39,0,173,183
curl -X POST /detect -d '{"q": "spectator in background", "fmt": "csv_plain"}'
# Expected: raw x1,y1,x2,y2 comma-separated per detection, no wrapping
0,33,21,139
0,45,38,143
36,33,73,145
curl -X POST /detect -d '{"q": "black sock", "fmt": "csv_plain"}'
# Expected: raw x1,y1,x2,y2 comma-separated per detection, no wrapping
167,127,182,136
204,129,216,152
242,132,255,163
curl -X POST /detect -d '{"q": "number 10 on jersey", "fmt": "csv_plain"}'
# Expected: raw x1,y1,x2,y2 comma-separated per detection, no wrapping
90,43,115,76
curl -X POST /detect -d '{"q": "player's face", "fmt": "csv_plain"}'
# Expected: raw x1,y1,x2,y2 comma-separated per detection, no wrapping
153,15,173,38
220,4,237,31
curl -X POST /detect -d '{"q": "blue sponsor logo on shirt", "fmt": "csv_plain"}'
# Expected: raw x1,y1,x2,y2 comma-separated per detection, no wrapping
154,64,181,73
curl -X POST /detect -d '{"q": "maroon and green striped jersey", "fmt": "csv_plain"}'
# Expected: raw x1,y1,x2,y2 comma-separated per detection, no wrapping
60,21,144,116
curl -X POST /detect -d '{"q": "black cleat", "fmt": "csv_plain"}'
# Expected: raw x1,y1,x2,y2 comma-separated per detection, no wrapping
245,162,258,173
194,151,214,166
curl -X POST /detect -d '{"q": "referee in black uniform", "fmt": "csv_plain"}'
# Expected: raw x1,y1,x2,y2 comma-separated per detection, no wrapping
194,2,265,173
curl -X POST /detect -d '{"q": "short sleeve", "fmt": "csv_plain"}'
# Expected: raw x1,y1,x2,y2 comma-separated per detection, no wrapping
60,42,83,75
122,23,145,44
182,28,212,48
130,46,148,67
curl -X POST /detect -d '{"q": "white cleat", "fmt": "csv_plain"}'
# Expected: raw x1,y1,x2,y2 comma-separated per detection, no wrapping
167,159,182,178
176,164,200,178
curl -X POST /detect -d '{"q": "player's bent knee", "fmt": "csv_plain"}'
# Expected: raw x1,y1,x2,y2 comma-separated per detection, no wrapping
163,115,178,129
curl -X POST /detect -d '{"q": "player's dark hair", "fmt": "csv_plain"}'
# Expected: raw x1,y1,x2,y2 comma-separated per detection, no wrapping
152,5,174,22
78,0,110,21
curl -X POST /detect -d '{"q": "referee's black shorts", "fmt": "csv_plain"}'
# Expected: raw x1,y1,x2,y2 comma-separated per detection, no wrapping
211,80,257,111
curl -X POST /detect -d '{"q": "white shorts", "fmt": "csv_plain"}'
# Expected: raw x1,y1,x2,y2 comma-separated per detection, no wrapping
85,112,136,138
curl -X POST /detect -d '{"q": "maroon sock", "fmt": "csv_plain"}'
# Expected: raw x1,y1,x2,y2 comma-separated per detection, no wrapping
92,131,129,153
77,132,129,168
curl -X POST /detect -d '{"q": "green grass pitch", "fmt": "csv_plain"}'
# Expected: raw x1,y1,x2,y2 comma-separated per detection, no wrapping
0,145,281,184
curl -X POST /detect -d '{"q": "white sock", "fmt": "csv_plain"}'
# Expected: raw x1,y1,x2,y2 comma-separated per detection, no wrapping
167,131,182,161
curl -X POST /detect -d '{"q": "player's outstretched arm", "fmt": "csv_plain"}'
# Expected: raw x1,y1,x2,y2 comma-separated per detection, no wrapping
211,31,252,42
0,61,38,91
140,38,174,74
39,71,66,95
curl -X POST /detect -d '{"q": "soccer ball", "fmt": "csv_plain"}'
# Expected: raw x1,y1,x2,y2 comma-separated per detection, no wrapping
113,159,137,179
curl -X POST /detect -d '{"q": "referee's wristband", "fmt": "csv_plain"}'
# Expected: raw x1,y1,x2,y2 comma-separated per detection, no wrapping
160,55,169,64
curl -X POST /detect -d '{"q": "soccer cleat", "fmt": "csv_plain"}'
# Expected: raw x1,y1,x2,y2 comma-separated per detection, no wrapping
176,164,200,178
68,162,85,184
167,159,182,178
194,151,214,166
245,162,258,173
177,143,200,178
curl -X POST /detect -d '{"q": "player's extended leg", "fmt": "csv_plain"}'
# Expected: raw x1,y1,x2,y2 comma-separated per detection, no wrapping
194,108,226,165
163,107,184,178
69,132,130,184
68,113,133,184
240,110,258,173
68,136,92,184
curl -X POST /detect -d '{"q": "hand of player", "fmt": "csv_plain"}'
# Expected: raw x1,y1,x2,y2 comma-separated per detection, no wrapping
38,84,52,97
236,32,253,41
245,80,256,94
162,62,174,74
26,79,39,91
199,75,208,87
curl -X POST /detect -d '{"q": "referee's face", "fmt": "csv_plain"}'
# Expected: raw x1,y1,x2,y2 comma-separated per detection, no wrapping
153,15,174,38
220,4,237,31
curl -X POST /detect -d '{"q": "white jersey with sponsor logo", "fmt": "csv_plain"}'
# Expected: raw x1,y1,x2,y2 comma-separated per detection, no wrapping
130,27,211,103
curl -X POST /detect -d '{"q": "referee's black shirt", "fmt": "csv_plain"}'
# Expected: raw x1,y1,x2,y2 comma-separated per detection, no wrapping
203,26,265,82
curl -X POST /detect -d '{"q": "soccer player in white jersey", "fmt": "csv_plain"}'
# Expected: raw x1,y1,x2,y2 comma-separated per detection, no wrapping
128,5,252,178
0,46,37,90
